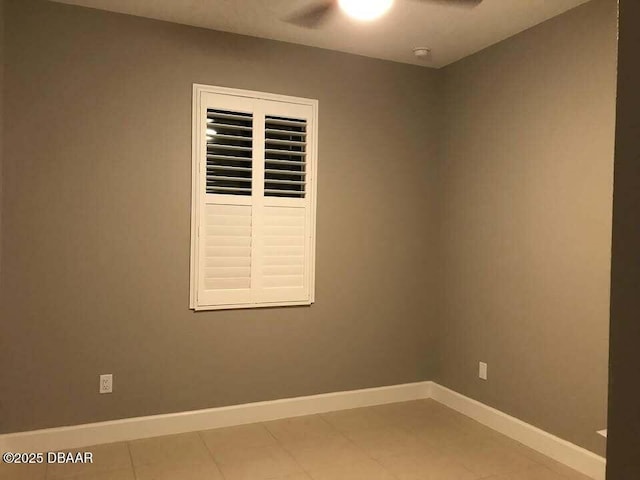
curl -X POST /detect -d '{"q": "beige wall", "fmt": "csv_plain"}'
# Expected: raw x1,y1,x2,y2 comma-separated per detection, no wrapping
0,0,441,433
438,0,617,456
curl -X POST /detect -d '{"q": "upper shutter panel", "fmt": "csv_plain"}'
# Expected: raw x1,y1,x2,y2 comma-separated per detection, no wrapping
264,116,307,198
207,109,253,196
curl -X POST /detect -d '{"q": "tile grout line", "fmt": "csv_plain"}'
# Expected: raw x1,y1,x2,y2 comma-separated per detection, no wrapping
196,430,229,480
260,421,312,478
316,410,404,480
332,427,401,479
303,413,375,479
263,419,320,478
344,436,404,480
125,441,138,480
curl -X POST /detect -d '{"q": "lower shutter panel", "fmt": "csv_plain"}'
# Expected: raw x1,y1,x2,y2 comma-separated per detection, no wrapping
258,206,309,302
199,203,253,306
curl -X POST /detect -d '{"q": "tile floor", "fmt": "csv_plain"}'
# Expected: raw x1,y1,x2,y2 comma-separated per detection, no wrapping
0,400,593,480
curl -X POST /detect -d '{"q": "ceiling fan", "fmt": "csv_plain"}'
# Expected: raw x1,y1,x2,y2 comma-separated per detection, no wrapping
286,0,484,28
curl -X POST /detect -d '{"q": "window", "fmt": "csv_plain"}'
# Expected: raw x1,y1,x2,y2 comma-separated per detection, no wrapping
190,85,318,311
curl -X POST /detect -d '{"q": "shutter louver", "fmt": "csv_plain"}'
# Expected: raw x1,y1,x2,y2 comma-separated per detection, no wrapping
207,109,253,196
264,116,307,198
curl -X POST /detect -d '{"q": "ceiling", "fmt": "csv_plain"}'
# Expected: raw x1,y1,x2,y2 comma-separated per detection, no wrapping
52,0,592,68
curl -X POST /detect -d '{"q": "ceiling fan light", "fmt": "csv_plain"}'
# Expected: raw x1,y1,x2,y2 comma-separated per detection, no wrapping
338,0,394,21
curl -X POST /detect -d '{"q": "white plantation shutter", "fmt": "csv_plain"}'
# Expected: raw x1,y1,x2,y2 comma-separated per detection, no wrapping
191,85,317,311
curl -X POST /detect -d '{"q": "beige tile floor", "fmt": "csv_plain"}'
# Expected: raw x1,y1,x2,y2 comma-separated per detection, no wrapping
0,400,594,480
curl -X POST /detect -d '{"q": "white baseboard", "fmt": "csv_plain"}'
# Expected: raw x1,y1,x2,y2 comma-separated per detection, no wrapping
0,381,432,453
0,381,605,480
431,383,606,480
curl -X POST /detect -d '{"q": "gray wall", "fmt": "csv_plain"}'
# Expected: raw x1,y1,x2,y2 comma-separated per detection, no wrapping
0,0,441,433
606,0,640,477
438,0,617,455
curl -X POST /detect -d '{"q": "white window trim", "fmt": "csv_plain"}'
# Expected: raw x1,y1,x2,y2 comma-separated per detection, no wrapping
190,84,318,311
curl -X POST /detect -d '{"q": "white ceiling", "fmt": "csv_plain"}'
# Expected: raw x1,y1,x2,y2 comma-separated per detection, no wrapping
52,0,592,68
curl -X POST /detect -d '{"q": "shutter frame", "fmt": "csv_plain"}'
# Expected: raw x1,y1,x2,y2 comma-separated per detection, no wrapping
190,85,318,311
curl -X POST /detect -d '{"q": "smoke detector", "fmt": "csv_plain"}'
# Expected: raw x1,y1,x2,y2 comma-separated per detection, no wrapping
413,47,431,59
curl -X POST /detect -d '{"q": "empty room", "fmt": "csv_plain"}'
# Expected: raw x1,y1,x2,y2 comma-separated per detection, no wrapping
2,0,639,479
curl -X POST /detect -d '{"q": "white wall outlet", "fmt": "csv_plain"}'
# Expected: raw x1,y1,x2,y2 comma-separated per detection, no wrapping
99,374,113,394
479,362,488,380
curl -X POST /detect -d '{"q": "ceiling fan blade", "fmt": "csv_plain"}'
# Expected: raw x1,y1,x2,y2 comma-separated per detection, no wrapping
417,0,483,7
285,1,337,28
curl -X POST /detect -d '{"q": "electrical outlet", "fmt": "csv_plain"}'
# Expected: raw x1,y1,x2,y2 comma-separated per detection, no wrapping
99,374,113,394
479,362,488,380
